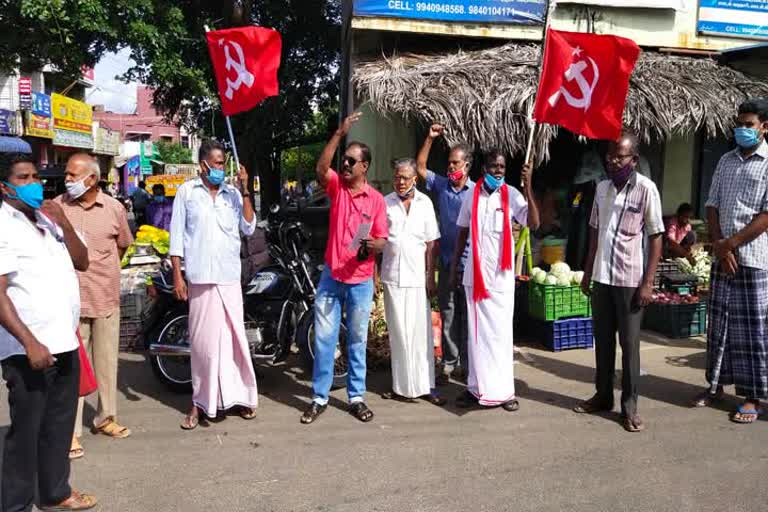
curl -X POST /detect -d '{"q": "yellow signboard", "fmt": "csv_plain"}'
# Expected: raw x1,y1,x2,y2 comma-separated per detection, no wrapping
51,93,92,134
145,174,196,197
25,111,54,139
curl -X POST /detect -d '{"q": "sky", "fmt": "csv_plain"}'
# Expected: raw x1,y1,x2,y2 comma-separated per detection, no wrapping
87,48,138,114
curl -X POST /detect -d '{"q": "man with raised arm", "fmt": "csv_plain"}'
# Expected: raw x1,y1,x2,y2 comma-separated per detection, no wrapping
301,112,388,425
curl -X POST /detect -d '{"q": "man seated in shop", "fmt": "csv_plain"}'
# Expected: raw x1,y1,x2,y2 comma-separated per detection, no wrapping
665,203,697,263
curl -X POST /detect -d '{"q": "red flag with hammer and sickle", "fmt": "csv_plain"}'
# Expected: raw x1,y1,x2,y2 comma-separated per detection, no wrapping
206,26,282,116
533,29,640,140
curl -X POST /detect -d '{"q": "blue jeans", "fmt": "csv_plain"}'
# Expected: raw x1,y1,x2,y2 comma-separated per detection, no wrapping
312,269,374,405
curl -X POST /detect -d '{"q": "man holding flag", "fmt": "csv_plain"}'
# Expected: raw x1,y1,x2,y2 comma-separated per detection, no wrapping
450,151,539,411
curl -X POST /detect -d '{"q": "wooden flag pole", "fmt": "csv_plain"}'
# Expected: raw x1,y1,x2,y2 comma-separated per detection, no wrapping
522,0,555,183
204,25,242,175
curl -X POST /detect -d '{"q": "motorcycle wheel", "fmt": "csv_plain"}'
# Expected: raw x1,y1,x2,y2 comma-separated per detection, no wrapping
149,314,193,394
296,310,349,390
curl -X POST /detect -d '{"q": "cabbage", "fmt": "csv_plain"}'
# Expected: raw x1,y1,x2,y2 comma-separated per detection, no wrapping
550,261,571,277
533,271,547,284
531,267,544,278
556,275,571,287
571,271,584,285
545,275,558,286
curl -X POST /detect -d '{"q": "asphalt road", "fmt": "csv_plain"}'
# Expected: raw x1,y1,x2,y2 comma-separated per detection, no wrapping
1,333,766,512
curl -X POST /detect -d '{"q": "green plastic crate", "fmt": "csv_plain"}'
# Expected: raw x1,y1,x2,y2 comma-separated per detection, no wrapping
528,282,592,321
643,301,707,338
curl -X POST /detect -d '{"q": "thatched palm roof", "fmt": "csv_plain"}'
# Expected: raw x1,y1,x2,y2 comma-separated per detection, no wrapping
352,43,768,161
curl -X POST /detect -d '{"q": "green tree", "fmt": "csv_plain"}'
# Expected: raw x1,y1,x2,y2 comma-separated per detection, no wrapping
156,140,193,164
1,0,341,211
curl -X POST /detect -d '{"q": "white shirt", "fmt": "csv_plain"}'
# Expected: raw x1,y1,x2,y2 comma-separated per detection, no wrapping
381,190,440,288
457,184,528,293
169,178,257,285
0,203,80,360
589,172,664,288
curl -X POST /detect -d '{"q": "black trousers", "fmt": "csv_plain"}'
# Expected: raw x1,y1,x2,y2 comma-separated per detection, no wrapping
591,284,644,416
2,350,79,512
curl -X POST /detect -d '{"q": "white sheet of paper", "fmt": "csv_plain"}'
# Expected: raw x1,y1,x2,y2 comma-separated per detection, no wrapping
348,222,372,252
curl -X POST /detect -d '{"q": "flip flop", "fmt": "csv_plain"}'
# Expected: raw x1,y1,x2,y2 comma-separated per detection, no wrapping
239,407,257,420
69,437,84,460
180,414,199,430
40,490,98,511
622,415,646,433
730,404,763,424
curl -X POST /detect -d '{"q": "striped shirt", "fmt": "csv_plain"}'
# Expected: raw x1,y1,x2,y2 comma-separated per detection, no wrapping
705,141,768,270
589,172,664,288
54,191,134,318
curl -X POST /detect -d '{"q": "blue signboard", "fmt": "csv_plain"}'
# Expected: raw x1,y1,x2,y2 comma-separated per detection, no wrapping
697,0,768,40
31,92,52,117
0,109,16,135
353,0,546,24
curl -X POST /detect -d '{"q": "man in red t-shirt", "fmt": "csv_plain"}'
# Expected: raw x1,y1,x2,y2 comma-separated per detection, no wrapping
300,112,388,425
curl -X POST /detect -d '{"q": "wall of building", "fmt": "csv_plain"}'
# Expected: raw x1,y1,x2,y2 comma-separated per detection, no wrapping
661,134,695,214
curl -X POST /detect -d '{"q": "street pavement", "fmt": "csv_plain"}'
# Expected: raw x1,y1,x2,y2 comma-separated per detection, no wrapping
1,333,766,512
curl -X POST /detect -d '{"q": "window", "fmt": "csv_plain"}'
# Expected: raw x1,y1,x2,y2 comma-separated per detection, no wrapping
181,135,189,148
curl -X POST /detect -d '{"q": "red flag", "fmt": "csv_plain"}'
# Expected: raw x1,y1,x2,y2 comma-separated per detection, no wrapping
533,29,640,140
206,26,282,116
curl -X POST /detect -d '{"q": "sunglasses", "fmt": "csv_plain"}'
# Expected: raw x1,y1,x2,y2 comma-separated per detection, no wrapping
343,156,362,168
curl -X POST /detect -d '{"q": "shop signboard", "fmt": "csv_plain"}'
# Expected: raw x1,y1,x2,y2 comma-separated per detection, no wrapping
52,93,93,148
352,0,546,24
124,155,142,195
164,163,199,175
697,0,768,40
146,174,196,197
0,109,18,135
18,77,32,110
140,140,157,174
25,111,54,139
93,127,120,155
32,92,52,117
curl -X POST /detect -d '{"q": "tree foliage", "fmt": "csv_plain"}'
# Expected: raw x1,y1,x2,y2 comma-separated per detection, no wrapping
156,140,193,164
0,0,341,210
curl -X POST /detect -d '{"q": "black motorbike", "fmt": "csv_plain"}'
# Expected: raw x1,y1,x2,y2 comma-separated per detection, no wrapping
143,205,349,392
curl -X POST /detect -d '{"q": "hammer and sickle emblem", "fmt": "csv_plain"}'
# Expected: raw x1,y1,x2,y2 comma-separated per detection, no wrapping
548,56,600,111
219,39,255,100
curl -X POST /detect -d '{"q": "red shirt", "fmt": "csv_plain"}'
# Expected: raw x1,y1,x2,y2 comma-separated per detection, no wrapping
665,218,692,245
324,170,388,284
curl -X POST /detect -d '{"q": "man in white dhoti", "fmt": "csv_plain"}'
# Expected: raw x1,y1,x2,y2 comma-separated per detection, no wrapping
450,150,539,411
169,140,259,430
380,158,445,405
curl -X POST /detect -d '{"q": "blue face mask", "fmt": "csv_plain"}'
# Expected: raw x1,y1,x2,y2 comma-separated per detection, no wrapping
3,181,44,209
153,196,166,203
734,127,761,149
484,173,505,191
207,168,226,186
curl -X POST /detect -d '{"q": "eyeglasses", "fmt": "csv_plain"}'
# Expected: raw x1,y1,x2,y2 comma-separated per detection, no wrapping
393,175,415,182
343,156,362,168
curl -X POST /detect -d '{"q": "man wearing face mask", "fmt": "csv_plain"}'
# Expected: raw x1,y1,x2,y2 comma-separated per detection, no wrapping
170,140,258,430
54,153,134,457
450,150,540,413
0,153,98,511
416,123,475,385
380,158,443,405
694,99,768,424
575,132,664,433
146,183,173,231
300,112,388,425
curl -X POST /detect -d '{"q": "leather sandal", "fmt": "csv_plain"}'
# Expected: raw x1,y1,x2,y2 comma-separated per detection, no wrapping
92,417,131,438
300,402,327,424
239,407,257,420
349,402,374,422
41,490,98,511
573,395,613,414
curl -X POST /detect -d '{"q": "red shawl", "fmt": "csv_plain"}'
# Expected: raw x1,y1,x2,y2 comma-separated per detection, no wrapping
471,178,513,302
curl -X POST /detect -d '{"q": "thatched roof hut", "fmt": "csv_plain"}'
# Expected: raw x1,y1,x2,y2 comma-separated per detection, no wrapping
352,43,768,161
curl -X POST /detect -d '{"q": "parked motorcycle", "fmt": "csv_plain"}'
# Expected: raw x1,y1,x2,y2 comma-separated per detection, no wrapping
143,204,349,392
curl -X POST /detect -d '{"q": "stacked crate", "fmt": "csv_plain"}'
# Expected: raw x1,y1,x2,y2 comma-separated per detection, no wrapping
119,291,148,350
527,282,593,352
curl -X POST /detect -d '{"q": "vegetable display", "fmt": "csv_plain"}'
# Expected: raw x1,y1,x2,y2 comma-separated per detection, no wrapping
531,262,584,287
651,291,700,305
673,247,711,286
121,226,171,267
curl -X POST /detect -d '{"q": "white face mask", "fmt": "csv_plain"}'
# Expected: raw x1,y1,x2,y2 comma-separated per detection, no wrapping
65,176,92,200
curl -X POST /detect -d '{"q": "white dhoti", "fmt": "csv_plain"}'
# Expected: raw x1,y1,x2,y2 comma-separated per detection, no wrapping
188,283,259,418
383,283,435,398
464,286,515,406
